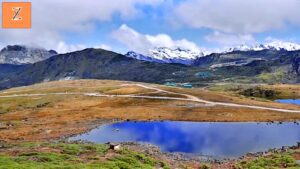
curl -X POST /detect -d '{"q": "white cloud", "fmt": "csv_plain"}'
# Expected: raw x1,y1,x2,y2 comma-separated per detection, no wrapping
173,0,300,34
264,37,298,44
205,31,255,46
111,24,202,54
0,0,163,53
56,42,87,54
56,42,112,54
94,44,112,51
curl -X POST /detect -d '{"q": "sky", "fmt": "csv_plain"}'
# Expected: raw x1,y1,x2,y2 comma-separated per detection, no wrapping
1,0,300,54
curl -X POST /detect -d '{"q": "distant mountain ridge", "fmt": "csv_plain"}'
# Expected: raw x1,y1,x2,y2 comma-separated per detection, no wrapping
0,45,57,65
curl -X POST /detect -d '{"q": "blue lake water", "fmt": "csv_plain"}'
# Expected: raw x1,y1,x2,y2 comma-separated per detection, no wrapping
71,121,300,158
276,99,300,105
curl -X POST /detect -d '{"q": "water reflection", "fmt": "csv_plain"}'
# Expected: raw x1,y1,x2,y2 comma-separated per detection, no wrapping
71,121,300,157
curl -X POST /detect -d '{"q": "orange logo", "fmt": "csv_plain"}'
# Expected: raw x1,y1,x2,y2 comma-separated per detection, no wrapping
2,2,31,29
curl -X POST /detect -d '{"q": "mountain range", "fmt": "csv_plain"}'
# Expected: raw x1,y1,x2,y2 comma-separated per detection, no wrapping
0,43,299,90
1,42,300,66
126,41,300,65
0,48,189,89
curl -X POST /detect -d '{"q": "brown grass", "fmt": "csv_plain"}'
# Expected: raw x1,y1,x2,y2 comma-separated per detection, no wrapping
0,80,300,142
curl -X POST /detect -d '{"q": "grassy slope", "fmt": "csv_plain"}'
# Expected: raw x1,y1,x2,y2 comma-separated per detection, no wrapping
236,151,300,169
0,142,170,169
0,142,299,169
208,83,300,100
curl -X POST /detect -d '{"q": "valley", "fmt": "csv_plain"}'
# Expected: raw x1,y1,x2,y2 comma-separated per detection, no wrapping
1,80,300,139
1,79,300,140
1,80,300,168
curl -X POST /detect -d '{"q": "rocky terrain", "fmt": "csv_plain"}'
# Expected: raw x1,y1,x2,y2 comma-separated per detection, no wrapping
0,45,57,65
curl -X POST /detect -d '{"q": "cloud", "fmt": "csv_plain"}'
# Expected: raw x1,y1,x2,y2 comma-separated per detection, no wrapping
94,44,112,51
111,24,201,54
55,42,112,54
264,37,299,44
56,42,87,54
205,31,255,46
0,0,163,53
173,0,300,34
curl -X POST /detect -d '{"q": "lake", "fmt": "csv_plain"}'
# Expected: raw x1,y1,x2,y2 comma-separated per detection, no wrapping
71,121,300,158
276,99,300,105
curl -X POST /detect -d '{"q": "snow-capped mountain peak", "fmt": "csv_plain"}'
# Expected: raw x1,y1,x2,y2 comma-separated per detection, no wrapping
149,47,204,60
126,47,204,65
226,41,300,53
264,41,300,51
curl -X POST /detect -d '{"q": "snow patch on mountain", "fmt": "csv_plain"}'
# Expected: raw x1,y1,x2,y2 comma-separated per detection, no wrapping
126,51,166,64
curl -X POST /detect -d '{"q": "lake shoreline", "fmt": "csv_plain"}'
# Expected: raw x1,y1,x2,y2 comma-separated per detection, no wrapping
69,120,300,161
120,141,300,166
1,139,299,169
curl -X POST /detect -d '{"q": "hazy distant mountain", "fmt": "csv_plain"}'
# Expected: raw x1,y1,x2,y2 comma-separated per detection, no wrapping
0,45,57,65
126,47,204,65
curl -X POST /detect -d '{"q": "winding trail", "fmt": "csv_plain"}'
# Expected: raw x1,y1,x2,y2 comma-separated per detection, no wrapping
122,84,300,113
1,83,300,113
